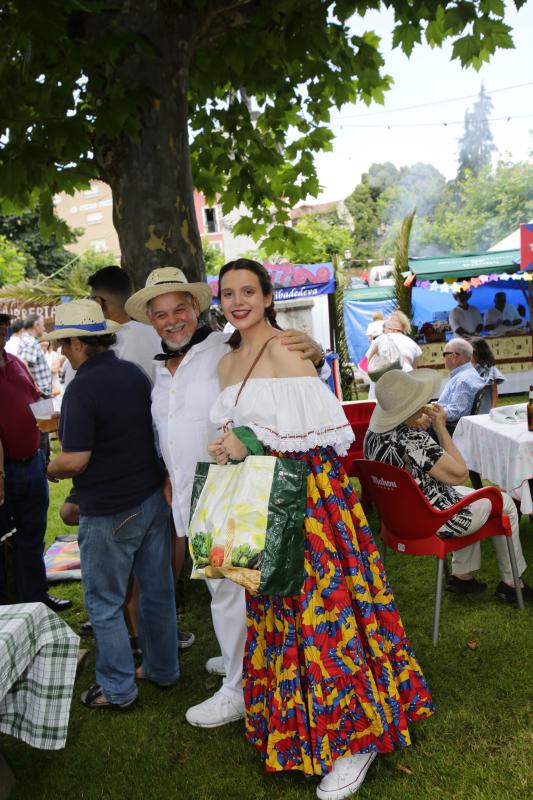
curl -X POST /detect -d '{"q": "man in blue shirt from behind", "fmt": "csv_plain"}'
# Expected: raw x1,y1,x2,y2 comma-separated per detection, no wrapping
439,337,486,431
47,300,178,709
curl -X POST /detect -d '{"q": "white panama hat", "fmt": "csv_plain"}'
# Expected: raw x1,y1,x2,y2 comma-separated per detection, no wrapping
368,368,442,433
42,299,121,341
125,267,212,324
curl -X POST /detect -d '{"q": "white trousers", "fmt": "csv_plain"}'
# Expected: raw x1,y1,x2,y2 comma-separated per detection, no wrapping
205,577,246,702
450,487,527,583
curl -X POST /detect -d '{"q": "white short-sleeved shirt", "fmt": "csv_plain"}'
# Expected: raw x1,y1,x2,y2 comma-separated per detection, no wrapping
483,304,522,336
113,320,161,381
448,304,482,335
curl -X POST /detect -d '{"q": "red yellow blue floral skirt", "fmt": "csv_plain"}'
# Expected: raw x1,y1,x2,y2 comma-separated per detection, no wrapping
243,446,434,777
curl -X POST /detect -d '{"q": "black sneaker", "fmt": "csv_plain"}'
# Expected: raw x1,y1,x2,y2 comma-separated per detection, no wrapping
494,581,533,603
80,621,94,635
178,630,195,650
43,594,73,612
445,576,487,594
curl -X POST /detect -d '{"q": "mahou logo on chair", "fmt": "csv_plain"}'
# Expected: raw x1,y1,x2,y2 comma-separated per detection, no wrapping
371,475,398,490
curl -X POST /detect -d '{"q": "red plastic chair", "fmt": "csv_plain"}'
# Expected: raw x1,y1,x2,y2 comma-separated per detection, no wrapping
340,401,376,512
340,400,376,474
353,459,524,646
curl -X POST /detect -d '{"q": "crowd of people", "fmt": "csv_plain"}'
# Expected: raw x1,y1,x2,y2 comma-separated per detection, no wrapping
0,259,531,799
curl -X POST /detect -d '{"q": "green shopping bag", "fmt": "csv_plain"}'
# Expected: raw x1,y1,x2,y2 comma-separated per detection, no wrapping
188,454,307,596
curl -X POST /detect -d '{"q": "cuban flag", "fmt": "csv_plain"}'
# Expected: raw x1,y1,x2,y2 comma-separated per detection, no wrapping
520,223,533,271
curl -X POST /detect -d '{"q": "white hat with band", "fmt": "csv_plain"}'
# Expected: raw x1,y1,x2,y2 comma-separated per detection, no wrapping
42,299,121,341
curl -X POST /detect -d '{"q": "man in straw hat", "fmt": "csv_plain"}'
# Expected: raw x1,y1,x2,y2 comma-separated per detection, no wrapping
46,299,179,708
126,265,327,727
364,369,531,603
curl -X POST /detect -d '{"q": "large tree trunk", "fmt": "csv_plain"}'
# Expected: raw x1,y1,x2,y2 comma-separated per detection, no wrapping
90,2,204,290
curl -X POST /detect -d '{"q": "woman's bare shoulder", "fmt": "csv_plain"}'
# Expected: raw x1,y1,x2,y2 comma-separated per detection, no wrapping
217,351,235,387
268,335,316,378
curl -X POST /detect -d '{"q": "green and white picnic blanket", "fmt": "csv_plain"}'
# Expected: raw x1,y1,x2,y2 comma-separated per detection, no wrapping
0,603,79,749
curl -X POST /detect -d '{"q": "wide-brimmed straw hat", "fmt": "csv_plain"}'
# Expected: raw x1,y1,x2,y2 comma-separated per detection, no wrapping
125,267,212,324
368,368,441,433
42,299,121,341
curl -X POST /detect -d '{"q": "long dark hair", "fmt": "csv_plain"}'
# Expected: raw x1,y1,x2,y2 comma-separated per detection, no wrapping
218,259,282,349
471,337,495,368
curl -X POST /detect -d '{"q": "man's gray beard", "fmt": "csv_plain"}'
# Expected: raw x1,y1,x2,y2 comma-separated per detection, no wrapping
163,331,194,351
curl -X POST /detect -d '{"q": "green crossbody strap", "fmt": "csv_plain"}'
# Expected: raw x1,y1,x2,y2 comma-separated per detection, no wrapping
232,426,265,456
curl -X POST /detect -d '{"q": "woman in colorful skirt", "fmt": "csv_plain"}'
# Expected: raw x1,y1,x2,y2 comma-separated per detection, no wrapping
208,259,434,799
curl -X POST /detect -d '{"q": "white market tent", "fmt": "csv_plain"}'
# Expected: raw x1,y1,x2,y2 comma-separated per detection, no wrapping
489,222,533,252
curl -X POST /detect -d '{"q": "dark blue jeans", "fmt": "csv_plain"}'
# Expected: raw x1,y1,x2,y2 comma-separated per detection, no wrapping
78,488,179,703
1,452,49,602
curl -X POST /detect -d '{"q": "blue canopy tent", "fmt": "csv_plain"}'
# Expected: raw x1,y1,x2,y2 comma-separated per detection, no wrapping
343,286,395,366
343,250,530,367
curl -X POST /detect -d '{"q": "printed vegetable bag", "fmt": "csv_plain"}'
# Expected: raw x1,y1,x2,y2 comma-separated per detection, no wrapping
188,456,307,596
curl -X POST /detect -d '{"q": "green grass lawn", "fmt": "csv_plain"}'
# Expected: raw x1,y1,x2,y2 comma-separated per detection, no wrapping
2,418,532,800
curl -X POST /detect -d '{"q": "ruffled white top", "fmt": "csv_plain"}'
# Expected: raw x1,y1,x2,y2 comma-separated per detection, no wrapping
210,376,355,455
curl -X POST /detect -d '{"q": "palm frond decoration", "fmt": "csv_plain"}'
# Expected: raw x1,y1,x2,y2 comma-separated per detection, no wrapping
0,262,94,305
393,209,415,320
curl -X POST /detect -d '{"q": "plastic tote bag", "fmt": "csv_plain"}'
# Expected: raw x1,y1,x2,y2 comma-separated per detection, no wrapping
187,455,307,596
367,334,402,382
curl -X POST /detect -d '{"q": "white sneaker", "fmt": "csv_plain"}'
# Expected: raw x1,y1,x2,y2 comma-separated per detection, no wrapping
185,691,245,728
316,752,376,800
205,656,226,676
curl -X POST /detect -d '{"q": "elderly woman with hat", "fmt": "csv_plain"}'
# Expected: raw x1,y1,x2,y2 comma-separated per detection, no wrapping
364,369,530,603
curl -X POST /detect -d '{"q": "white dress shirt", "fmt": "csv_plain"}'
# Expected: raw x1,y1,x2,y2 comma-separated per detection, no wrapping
151,332,230,536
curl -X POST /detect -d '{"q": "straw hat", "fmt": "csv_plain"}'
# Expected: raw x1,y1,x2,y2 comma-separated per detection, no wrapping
42,299,121,341
125,267,212,324
368,368,441,433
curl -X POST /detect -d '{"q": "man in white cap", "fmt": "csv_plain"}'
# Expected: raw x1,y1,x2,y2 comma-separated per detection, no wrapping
126,264,327,727
46,299,179,709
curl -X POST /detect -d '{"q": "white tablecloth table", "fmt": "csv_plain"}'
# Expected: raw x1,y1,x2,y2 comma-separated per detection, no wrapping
0,603,79,750
453,406,533,513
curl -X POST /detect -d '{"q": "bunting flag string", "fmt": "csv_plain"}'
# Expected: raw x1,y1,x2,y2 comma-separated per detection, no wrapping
411,271,533,293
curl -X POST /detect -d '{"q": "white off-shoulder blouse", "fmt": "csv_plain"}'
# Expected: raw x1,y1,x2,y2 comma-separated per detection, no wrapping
210,376,354,456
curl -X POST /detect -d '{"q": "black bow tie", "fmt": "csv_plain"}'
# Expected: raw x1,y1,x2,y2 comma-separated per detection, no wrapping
153,324,214,361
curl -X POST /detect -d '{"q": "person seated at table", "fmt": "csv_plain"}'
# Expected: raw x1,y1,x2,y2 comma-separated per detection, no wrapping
471,338,504,410
483,291,523,336
364,369,532,602
448,290,482,337
438,338,486,433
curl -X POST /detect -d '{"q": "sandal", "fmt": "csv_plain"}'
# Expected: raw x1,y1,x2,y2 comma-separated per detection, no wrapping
80,683,136,710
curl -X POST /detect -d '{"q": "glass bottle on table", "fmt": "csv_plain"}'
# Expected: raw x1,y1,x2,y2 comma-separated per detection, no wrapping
528,386,533,432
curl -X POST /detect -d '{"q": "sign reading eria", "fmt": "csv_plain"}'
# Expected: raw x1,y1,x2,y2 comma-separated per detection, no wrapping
0,302,56,322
